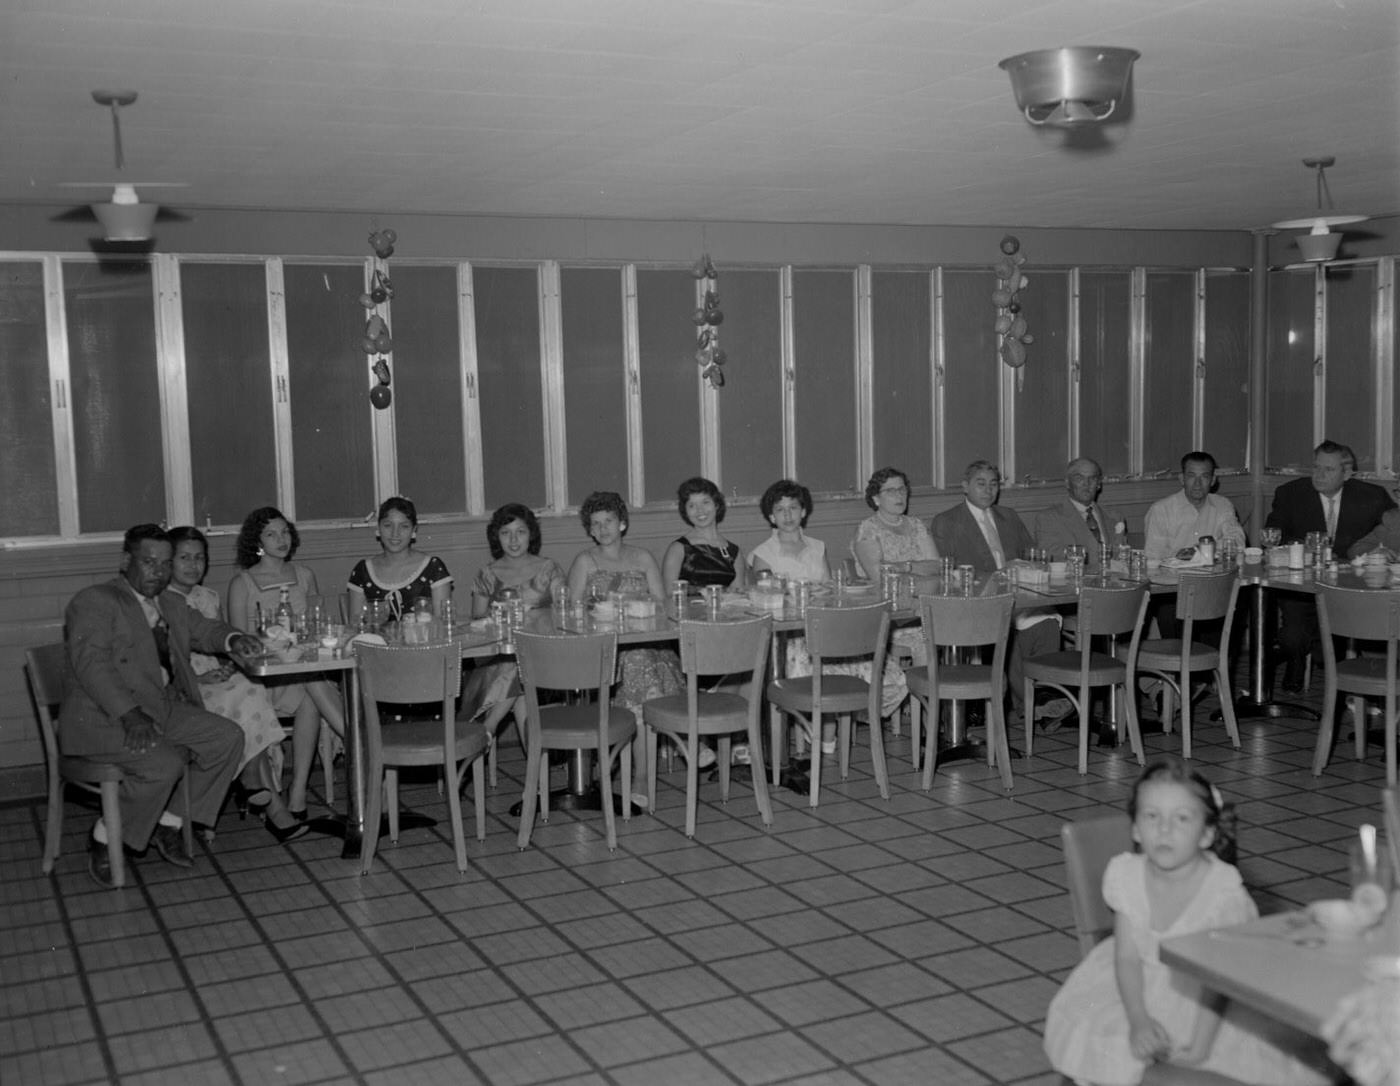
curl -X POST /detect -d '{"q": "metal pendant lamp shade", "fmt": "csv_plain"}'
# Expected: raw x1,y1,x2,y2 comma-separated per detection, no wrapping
1271,157,1368,264
999,47,1140,127
91,185,158,241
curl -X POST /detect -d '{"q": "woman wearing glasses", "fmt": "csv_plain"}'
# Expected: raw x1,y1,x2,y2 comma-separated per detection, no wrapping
852,467,938,580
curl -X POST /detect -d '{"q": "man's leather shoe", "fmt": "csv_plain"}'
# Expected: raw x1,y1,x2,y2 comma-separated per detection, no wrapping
87,838,117,889
150,824,193,868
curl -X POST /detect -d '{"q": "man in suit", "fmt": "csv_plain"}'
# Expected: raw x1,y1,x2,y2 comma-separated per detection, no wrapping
61,524,258,887
1032,457,1129,570
1265,440,1396,691
931,460,1069,727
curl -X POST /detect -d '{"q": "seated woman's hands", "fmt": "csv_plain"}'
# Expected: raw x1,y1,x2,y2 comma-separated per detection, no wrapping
1128,1014,1173,1063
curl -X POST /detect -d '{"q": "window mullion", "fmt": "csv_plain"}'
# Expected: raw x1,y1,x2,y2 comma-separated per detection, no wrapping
622,265,645,509
265,258,296,516
540,260,567,512
1129,266,1147,475
369,257,398,506
780,266,796,478
43,256,79,538
458,262,485,516
155,254,192,526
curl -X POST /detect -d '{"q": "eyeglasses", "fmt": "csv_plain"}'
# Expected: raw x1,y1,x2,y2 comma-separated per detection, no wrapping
879,486,908,496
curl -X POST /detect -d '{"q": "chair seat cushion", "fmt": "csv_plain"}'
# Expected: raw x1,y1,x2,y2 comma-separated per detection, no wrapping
381,719,490,765
643,693,749,735
905,664,994,701
58,755,126,784
1023,651,1125,685
766,675,869,713
1137,639,1219,671
538,703,637,747
1334,658,1399,695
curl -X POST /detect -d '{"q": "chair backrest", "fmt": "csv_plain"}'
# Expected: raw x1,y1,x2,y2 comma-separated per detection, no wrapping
355,641,462,707
1061,813,1133,957
25,643,67,766
1382,787,1400,878
1316,584,1400,644
806,600,891,661
677,616,771,682
514,631,618,694
1172,568,1238,623
918,593,1015,652
1078,583,1149,639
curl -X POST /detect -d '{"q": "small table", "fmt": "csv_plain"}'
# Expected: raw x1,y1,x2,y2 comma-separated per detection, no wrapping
1159,910,1386,1039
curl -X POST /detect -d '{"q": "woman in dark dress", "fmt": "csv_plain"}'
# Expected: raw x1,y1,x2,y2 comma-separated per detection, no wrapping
346,496,453,628
662,476,748,593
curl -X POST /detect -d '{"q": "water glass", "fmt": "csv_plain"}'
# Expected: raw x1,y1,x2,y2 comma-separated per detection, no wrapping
957,564,976,598
1350,839,1394,918
439,599,455,633
1259,527,1282,550
702,584,722,617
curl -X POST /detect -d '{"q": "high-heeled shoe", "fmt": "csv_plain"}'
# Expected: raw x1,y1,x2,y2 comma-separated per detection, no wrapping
288,807,309,823
265,815,311,844
231,781,273,820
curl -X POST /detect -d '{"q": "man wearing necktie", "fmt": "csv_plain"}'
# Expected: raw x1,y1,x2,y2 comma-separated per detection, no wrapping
1265,440,1395,691
60,524,261,887
931,461,1070,728
1031,458,1129,569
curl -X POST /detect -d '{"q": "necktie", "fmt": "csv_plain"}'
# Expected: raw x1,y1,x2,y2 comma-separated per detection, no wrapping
1084,506,1102,545
1325,494,1338,539
977,510,1005,569
152,615,173,681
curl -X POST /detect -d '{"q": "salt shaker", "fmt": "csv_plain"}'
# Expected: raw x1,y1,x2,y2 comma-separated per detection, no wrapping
1197,535,1216,565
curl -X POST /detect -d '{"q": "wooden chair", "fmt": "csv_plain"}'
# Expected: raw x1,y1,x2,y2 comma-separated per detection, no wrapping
1061,813,1133,958
514,631,635,850
906,593,1015,792
1314,584,1400,785
1023,583,1149,775
642,615,773,838
355,642,489,875
1133,569,1241,760
26,642,193,889
1382,786,1400,876
766,600,891,807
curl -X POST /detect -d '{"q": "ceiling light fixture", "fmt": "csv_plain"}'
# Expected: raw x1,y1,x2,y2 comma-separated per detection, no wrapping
998,47,1140,127
1270,157,1368,264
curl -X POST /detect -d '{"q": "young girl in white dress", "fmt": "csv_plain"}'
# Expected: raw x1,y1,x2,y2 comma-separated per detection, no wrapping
1044,757,1336,1086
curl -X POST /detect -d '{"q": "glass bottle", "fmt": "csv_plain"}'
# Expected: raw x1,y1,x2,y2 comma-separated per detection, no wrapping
274,586,294,637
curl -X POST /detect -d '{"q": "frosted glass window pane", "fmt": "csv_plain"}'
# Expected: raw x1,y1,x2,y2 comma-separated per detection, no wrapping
941,270,1000,480
1202,272,1249,471
389,265,467,514
792,270,856,493
561,267,628,504
284,263,375,521
1143,272,1195,474
1079,272,1131,475
63,260,165,532
1324,265,1376,470
1011,270,1069,482
871,271,932,487
180,263,277,526
637,269,701,504
0,262,58,537
1265,268,1315,471
715,269,783,498
474,266,545,510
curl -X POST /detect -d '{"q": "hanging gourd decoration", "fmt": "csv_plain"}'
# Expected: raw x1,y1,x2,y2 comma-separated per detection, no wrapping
691,253,726,389
362,226,398,407
990,234,1032,386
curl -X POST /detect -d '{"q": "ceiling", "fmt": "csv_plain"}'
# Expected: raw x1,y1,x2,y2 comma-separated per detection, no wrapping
2,0,1397,232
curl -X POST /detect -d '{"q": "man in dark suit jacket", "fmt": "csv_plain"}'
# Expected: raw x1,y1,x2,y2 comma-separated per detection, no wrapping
1265,440,1396,689
61,524,258,886
932,460,1067,725
1031,458,1129,570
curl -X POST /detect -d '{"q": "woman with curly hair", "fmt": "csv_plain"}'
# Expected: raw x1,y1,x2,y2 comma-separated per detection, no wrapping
346,496,453,627
227,506,345,822
662,476,747,593
851,466,938,581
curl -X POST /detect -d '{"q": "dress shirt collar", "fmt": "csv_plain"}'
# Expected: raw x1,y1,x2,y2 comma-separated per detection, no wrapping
125,582,164,627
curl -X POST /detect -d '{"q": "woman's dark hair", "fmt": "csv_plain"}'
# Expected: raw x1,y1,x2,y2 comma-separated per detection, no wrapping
486,503,543,559
864,467,910,511
235,506,299,568
1129,756,1237,864
760,479,813,527
677,476,726,526
166,525,209,555
579,491,628,537
377,495,418,528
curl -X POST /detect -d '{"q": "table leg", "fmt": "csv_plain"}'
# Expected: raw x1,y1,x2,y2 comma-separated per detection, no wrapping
1214,583,1318,722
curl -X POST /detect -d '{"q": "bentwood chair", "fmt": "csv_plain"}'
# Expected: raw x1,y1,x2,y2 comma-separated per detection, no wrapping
1315,584,1400,785
766,600,891,807
27,643,193,889
355,642,489,875
642,616,773,838
1382,786,1400,875
1133,569,1241,761
514,631,635,850
1024,583,1149,775
1061,814,1133,958
906,593,1015,792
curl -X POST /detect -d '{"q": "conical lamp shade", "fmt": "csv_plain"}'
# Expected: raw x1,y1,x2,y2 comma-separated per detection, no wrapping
1297,232,1342,263
91,201,158,241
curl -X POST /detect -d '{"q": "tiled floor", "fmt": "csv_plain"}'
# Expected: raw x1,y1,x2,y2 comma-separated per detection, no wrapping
1,684,1384,1085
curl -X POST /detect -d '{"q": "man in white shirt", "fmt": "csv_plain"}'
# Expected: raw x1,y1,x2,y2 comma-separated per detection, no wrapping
931,460,1069,728
1144,451,1246,640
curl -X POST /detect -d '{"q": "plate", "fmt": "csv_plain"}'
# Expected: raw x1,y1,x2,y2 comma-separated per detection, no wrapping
840,582,875,595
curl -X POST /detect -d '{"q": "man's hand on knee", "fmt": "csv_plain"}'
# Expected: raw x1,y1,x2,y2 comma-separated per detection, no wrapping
119,708,163,753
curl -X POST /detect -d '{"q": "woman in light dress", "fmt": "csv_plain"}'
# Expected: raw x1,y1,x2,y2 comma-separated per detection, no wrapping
462,503,565,745
166,527,308,842
346,496,453,627
227,507,346,821
751,480,907,751
852,466,938,668
662,476,747,593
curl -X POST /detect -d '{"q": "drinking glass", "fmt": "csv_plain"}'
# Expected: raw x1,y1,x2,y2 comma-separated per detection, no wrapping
1350,838,1394,916
304,595,325,638
1260,527,1282,550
